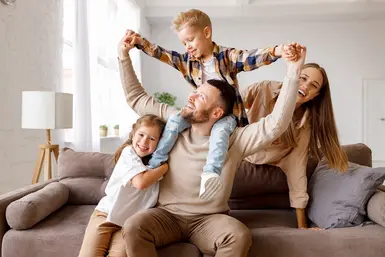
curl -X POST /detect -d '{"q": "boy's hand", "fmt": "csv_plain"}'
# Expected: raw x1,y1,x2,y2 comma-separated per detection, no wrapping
117,29,143,60
284,45,307,72
282,42,300,61
274,43,299,60
126,29,144,46
274,44,284,57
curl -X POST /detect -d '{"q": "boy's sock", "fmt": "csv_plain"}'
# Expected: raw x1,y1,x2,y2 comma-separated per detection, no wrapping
199,172,223,200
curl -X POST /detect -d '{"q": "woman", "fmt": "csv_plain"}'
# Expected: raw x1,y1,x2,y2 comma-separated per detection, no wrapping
241,63,348,228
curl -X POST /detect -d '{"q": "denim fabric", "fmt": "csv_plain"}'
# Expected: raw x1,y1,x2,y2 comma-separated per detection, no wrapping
203,115,237,175
148,112,190,168
148,113,236,176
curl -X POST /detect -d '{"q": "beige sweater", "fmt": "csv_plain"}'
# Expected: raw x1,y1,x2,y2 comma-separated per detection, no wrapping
241,81,311,209
118,56,300,216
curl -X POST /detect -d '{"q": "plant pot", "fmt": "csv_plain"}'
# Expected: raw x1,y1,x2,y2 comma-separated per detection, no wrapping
114,129,119,136
100,128,108,137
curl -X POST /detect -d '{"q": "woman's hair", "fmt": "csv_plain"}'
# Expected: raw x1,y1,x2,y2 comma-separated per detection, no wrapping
114,114,166,164
280,63,348,171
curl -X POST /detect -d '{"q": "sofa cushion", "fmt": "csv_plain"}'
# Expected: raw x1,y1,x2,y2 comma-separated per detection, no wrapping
308,160,385,229
229,143,373,210
367,188,385,228
5,182,69,230
2,205,201,257
226,210,385,257
58,148,115,204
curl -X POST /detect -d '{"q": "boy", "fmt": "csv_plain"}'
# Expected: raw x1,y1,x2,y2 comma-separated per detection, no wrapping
125,9,297,200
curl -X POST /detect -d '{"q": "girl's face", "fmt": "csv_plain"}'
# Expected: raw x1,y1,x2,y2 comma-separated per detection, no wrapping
132,124,162,157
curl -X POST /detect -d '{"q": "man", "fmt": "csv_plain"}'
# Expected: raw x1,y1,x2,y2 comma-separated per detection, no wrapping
118,31,306,257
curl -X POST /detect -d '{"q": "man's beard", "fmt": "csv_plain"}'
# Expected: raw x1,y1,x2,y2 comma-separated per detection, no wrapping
180,106,212,124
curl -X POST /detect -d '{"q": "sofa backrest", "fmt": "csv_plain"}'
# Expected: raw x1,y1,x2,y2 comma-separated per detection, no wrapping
57,144,372,206
58,148,115,204
228,143,372,210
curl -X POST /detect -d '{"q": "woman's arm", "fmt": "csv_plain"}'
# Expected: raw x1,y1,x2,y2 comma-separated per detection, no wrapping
232,57,304,158
131,163,169,190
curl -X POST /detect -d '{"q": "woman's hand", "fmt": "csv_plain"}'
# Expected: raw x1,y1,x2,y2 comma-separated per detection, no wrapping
284,45,307,76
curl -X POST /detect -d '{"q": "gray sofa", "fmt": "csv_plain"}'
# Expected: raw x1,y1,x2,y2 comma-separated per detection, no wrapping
1,143,385,257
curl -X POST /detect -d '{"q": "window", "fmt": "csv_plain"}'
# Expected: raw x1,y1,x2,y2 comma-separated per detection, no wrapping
62,0,141,142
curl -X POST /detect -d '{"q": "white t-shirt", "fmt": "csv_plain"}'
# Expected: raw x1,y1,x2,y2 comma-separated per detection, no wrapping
201,56,222,83
95,146,159,226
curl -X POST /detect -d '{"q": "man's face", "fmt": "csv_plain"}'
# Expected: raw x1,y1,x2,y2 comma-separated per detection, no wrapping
180,83,221,124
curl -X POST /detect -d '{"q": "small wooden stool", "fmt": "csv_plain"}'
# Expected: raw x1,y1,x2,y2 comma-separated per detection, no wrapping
32,129,60,184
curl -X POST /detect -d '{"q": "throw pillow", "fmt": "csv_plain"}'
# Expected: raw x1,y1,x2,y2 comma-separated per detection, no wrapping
308,159,385,229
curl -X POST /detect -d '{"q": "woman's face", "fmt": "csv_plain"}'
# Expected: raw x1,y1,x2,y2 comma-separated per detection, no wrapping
297,67,324,107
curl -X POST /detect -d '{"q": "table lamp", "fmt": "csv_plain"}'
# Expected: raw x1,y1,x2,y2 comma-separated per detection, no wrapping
22,91,73,184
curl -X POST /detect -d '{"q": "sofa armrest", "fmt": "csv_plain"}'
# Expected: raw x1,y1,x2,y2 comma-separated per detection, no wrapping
5,182,69,230
0,179,58,255
367,188,385,227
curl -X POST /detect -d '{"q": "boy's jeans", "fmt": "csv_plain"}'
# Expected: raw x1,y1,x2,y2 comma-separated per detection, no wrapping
148,111,237,176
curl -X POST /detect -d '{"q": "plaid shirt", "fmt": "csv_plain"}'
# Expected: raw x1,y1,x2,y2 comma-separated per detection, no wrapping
136,39,280,126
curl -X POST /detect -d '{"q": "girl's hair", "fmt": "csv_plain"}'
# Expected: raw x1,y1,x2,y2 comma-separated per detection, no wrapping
172,9,212,32
114,114,166,164
280,63,348,171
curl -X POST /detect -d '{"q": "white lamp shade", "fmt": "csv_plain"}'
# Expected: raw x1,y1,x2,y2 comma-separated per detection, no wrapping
22,91,73,129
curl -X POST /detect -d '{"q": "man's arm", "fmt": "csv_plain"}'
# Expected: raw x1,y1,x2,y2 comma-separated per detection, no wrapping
233,64,300,159
227,45,280,74
118,54,177,121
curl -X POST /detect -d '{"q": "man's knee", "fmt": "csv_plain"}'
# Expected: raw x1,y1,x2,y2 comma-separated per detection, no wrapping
122,212,147,240
219,218,252,249
232,225,252,248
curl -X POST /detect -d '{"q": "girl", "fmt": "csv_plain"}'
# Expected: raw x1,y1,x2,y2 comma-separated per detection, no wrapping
78,114,168,257
241,63,348,228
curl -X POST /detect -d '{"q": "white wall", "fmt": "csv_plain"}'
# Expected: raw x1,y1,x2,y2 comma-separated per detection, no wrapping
141,17,385,145
0,1,63,193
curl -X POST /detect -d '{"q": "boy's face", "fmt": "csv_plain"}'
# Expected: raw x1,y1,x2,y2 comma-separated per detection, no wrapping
177,25,211,58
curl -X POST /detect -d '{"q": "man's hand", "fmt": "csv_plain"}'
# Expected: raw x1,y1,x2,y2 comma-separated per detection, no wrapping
117,29,144,60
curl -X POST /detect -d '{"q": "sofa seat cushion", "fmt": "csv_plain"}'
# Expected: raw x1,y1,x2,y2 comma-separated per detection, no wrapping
2,205,201,257
228,210,385,257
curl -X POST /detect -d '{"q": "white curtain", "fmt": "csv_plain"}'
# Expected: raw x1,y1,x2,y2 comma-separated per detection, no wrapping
72,0,100,152
116,0,141,141
70,0,143,152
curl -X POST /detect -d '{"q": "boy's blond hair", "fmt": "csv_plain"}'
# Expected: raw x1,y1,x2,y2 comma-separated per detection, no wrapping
172,9,212,32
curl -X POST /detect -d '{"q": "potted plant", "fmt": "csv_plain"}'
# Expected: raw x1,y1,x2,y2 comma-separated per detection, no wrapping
99,125,108,137
154,92,177,107
114,124,119,136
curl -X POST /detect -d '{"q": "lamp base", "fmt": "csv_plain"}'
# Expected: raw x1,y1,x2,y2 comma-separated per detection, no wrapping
32,144,59,184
